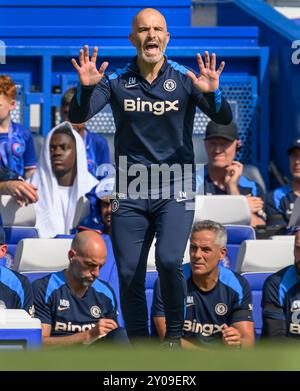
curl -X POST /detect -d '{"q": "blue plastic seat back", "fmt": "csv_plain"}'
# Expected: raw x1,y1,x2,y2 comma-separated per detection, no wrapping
224,225,256,271
242,272,271,337
3,226,39,266
3,226,39,244
22,271,51,283
146,271,158,333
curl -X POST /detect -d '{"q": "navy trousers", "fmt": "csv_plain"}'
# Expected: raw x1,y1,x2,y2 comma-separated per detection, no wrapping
111,197,194,339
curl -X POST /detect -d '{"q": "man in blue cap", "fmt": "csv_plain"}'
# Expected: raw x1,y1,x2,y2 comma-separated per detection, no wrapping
200,121,266,227
266,138,300,229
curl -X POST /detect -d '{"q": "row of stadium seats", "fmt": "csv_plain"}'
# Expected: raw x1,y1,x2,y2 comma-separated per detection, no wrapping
0,194,254,228
10,234,295,335
0,194,255,271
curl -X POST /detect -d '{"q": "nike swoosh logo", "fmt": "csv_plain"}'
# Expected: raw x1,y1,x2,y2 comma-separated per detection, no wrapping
176,198,188,202
57,306,69,311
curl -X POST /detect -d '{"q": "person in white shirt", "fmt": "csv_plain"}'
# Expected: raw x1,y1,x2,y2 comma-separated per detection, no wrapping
30,122,98,237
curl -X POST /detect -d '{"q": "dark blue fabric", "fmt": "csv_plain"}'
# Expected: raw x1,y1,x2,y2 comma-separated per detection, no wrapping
69,57,232,173
266,185,297,227
33,270,118,337
203,173,263,198
111,197,194,339
262,265,300,337
0,266,33,311
152,265,253,346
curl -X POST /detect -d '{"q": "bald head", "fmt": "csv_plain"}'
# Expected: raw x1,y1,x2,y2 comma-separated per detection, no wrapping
131,8,167,33
71,230,107,259
68,230,107,287
129,8,170,65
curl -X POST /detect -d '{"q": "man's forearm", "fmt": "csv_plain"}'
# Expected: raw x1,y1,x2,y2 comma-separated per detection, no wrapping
69,83,109,124
240,334,255,348
200,92,233,125
42,331,91,347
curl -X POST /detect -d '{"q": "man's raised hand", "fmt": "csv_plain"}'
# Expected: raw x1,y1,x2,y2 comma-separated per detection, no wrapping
71,45,109,86
187,51,225,93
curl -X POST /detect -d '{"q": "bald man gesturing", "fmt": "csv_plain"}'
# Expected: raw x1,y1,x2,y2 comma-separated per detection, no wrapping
33,231,125,346
69,8,232,346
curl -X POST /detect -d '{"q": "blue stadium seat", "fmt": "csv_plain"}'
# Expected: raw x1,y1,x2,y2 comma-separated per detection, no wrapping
146,271,158,331
3,226,39,267
22,271,51,283
107,264,158,332
242,272,271,337
224,225,256,271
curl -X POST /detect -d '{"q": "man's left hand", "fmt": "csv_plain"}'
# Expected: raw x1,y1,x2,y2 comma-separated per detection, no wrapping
187,51,225,93
222,324,241,347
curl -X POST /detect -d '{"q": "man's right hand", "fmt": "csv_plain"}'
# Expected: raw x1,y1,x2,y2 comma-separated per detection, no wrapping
246,194,264,214
88,318,118,341
224,161,243,194
71,45,109,86
3,181,38,206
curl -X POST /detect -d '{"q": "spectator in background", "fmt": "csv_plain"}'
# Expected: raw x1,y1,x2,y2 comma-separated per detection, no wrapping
266,139,300,230
78,174,114,236
61,87,110,179
262,227,300,339
33,230,127,346
30,122,98,238
0,227,34,314
0,167,38,206
152,220,255,349
0,75,37,179
199,121,266,227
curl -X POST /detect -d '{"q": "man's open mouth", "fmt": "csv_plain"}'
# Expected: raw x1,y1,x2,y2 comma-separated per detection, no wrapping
144,43,159,53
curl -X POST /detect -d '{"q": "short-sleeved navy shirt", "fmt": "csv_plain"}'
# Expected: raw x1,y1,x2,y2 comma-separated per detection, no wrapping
262,265,300,337
0,266,33,313
152,265,253,346
33,270,118,336
266,185,297,226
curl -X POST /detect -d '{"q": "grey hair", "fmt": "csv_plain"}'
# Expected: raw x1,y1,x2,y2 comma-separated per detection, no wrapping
191,220,227,248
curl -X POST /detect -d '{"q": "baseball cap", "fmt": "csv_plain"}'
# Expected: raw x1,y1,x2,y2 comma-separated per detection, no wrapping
0,227,6,245
95,175,115,200
286,138,300,155
204,121,239,142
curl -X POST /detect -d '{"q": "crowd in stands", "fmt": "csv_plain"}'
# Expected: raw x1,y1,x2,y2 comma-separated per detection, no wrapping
1,73,300,348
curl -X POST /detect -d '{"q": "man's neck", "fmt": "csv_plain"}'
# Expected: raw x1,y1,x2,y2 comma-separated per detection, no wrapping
292,178,300,196
56,171,76,187
207,165,227,188
136,56,165,84
192,267,219,292
0,116,10,133
64,269,88,298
